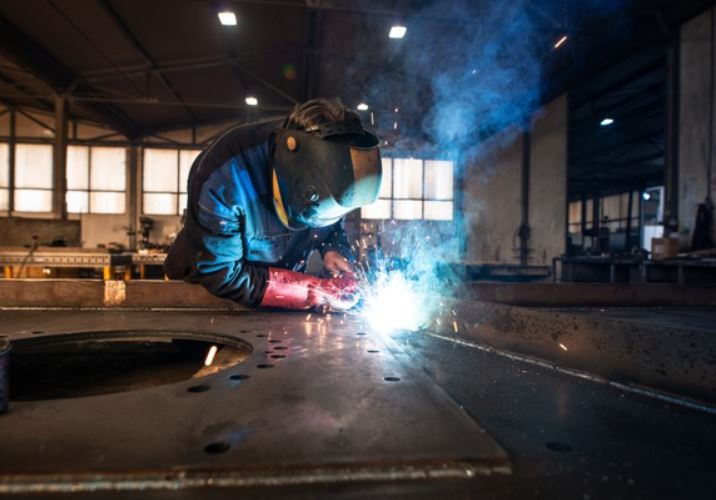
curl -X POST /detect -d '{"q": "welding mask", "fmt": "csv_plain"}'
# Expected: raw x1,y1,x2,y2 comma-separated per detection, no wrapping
271,122,382,229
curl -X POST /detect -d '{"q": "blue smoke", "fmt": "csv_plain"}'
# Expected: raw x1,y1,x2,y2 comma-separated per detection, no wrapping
379,0,633,163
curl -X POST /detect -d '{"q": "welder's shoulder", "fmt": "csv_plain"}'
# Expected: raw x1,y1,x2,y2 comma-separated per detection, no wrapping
189,120,280,225
197,119,280,177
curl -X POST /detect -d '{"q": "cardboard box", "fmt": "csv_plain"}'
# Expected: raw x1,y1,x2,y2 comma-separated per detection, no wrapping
651,237,679,260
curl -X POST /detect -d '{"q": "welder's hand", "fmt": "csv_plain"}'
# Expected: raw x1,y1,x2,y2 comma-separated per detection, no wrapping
310,274,360,312
260,267,359,311
323,250,354,277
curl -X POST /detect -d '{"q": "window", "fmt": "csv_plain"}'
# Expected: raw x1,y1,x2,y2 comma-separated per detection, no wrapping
143,148,200,215
568,201,581,234
14,143,53,212
361,157,454,220
567,199,596,235
600,192,639,233
66,146,126,214
0,143,8,211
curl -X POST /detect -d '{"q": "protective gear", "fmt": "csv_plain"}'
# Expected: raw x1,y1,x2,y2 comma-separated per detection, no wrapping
260,267,359,311
272,121,382,229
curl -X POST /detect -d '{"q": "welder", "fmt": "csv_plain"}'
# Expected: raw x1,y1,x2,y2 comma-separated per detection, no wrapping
164,98,382,311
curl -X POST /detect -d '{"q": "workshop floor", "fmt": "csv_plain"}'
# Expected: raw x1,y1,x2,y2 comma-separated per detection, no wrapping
1,310,714,499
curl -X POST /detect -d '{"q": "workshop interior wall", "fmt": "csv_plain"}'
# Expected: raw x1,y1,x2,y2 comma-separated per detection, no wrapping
463,128,523,263
462,95,567,264
679,7,716,240
0,218,80,247
79,214,130,249
529,95,568,265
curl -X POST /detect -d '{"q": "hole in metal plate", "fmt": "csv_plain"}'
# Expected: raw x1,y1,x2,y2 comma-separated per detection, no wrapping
384,376,401,382
187,385,210,393
204,442,231,454
270,354,286,359
257,363,274,369
230,374,250,381
8,330,251,401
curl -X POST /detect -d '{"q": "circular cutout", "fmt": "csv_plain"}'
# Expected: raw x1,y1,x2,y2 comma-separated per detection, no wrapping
257,363,274,369
268,339,281,343
357,332,367,336
204,442,231,454
7,331,251,401
270,354,286,359
240,330,251,333
229,374,250,381
256,334,267,338
187,385,210,393
546,441,573,453
367,349,380,353
384,376,401,382
31,331,44,335
273,346,288,351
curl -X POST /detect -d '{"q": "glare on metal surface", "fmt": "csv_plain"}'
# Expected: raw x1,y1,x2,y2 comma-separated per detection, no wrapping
600,117,614,126
357,102,369,111
389,25,407,39
204,345,218,366
218,11,237,26
245,96,259,106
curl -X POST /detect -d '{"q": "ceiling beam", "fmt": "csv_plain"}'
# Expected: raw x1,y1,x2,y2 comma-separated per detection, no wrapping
0,11,140,137
97,0,197,123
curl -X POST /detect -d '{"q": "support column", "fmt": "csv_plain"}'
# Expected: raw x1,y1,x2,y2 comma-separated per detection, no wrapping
664,42,680,232
8,109,15,213
52,95,68,219
518,131,531,265
127,143,139,250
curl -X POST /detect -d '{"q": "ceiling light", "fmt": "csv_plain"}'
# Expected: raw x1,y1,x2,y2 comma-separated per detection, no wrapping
218,11,237,26
389,25,407,39
245,96,258,106
600,117,614,126
357,102,369,111
554,35,568,49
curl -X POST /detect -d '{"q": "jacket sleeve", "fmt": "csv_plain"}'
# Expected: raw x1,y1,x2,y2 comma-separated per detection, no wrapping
319,219,354,261
184,202,269,307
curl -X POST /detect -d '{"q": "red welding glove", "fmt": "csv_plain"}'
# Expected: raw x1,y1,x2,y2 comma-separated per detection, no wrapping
260,267,360,311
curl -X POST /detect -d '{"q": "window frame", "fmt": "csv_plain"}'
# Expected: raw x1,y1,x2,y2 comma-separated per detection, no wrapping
142,147,201,216
13,142,54,214
361,156,455,221
66,145,127,214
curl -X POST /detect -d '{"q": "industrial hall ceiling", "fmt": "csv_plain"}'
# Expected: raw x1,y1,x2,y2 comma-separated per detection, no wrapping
0,0,713,144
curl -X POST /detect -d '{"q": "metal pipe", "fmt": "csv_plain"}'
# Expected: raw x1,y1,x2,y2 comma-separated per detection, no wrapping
518,131,531,266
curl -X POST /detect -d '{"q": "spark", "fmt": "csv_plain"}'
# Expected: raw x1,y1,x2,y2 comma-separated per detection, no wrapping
452,321,459,333
204,345,218,366
559,343,568,351
554,35,568,49
305,313,312,321
360,270,428,334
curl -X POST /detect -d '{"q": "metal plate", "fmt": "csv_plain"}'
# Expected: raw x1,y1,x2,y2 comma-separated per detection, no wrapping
0,311,510,494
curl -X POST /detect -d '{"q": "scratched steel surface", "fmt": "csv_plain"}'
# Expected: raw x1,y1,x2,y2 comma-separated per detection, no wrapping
0,311,510,493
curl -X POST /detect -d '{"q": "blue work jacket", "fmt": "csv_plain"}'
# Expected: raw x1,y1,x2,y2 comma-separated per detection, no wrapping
171,119,351,306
